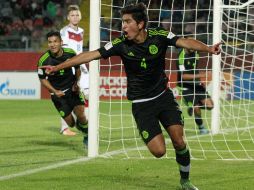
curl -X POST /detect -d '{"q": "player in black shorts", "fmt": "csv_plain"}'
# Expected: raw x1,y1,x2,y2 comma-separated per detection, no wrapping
40,3,221,190
37,31,88,146
177,39,213,134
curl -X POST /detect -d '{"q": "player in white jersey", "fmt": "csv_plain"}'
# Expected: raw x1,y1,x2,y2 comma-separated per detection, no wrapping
59,5,89,136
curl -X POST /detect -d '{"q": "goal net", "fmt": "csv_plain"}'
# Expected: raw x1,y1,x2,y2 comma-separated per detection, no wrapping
93,0,254,160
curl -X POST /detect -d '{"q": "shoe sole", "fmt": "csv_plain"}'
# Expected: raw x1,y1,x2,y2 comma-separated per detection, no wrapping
62,131,77,136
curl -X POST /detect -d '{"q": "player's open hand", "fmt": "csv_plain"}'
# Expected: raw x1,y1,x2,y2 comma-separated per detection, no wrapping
211,42,222,55
38,65,56,75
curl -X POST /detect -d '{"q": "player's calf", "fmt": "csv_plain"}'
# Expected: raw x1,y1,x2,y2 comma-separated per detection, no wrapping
76,120,88,147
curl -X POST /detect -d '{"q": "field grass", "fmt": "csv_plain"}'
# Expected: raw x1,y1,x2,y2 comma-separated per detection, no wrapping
0,100,254,190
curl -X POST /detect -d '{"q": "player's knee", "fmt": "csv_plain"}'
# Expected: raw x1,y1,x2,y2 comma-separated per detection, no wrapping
172,139,185,150
148,144,166,158
147,134,166,158
152,148,166,158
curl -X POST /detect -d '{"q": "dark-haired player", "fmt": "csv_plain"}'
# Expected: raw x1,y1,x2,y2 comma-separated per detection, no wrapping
177,37,212,135
40,3,221,190
37,31,88,146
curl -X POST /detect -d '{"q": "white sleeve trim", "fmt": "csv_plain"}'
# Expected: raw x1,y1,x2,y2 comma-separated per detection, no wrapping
167,32,176,39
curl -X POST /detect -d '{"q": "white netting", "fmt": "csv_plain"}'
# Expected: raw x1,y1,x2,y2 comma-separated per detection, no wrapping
217,0,254,159
97,0,254,160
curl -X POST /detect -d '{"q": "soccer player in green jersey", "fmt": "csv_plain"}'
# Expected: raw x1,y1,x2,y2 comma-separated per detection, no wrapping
177,38,213,135
40,3,221,190
37,31,88,146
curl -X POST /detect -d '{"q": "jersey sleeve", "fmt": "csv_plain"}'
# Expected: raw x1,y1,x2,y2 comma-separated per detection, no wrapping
97,37,123,59
37,53,48,80
60,28,69,48
166,32,179,47
156,28,179,47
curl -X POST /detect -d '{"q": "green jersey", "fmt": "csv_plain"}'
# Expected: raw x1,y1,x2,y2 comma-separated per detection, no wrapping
176,48,202,89
98,27,179,100
37,48,78,91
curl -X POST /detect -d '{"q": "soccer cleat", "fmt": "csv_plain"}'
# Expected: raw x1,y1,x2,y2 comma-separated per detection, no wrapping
180,179,199,190
187,107,193,116
199,127,209,135
61,128,76,136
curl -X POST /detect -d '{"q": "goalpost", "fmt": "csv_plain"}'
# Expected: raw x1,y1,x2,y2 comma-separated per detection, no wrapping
88,0,100,157
88,0,254,160
212,0,254,134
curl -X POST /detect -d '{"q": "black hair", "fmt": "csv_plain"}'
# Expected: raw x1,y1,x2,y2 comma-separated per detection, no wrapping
46,31,62,40
121,2,148,29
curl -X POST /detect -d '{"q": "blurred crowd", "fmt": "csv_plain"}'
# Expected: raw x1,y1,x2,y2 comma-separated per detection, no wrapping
0,0,81,50
1,0,252,50
100,0,213,43
102,0,253,46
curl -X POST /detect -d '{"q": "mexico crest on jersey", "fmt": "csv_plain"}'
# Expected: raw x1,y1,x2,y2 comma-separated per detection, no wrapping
149,44,158,55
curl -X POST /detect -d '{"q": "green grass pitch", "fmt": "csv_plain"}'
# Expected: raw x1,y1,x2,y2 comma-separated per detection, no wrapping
0,100,253,190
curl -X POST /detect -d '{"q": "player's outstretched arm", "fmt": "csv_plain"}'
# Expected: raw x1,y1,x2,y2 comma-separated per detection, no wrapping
39,50,101,74
182,72,207,80
176,38,222,55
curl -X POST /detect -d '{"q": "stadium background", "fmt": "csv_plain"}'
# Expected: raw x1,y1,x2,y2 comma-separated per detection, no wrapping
1,0,253,101
1,1,254,190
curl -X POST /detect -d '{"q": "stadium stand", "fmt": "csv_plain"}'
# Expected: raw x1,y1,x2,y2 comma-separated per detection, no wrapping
0,0,252,51
0,0,82,51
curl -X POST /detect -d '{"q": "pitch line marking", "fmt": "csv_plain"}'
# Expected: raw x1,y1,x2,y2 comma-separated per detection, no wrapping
0,149,135,181
1,126,254,181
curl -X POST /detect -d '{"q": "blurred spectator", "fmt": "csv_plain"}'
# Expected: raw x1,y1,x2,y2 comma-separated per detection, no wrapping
160,18,171,31
0,22,7,35
43,16,54,28
147,0,160,28
1,2,13,17
10,18,23,35
100,16,110,41
23,19,33,31
12,3,24,19
66,0,81,7
23,3,34,20
46,1,57,18
0,0,81,50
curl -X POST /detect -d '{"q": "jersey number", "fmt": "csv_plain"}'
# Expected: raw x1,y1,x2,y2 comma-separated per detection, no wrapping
59,69,65,75
140,58,147,69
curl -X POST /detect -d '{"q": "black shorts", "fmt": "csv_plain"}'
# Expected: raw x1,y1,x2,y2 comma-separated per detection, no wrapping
51,90,84,118
132,89,184,144
182,86,211,107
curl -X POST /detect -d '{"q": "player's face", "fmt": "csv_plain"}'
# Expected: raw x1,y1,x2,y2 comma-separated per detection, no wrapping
47,36,62,55
122,14,144,41
68,10,81,26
